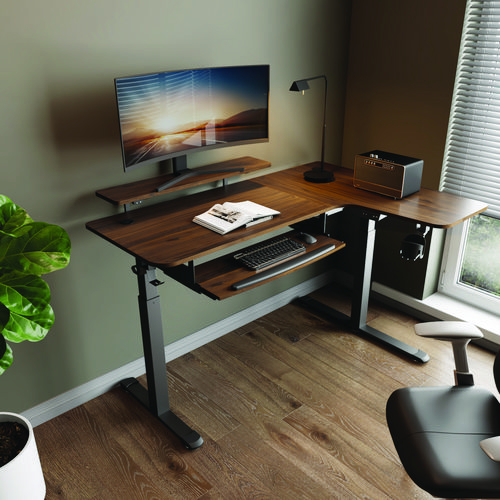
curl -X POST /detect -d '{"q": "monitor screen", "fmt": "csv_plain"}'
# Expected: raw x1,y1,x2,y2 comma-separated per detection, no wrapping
114,65,270,172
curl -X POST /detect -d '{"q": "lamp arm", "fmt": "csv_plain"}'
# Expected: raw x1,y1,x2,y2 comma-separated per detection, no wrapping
296,76,327,169
321,76,327,170
300,76,327,169
290,74,333,182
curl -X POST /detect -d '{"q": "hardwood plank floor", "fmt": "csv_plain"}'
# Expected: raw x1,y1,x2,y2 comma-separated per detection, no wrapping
34,284,497,499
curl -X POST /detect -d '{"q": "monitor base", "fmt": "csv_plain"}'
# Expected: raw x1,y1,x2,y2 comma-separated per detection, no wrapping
156,155,244,192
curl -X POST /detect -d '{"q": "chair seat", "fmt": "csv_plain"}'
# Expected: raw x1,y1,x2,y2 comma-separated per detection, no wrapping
387,385,500,498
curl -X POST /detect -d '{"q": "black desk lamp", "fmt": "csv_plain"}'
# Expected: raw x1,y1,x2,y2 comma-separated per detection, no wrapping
289,75,334,183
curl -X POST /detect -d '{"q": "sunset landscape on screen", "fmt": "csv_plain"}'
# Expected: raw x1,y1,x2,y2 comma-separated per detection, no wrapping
115,66,269,169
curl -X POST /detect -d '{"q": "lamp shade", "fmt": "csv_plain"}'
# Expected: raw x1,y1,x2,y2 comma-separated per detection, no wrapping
289,79,310,92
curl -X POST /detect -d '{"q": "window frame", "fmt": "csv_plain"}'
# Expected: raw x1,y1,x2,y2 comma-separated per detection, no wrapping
439,0,500,317
439,216,500,315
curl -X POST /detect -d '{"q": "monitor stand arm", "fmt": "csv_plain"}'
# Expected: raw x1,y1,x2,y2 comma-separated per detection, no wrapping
155,156,245,192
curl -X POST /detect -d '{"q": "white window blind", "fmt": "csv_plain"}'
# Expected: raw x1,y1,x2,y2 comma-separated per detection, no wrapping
440,0,500,219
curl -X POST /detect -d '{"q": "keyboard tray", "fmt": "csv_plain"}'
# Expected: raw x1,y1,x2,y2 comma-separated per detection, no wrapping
192,231,345,300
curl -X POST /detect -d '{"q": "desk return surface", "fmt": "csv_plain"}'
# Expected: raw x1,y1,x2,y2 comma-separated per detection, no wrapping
258,163,488,229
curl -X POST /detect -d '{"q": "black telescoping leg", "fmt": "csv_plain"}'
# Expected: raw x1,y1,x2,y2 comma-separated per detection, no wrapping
120,259,203,450
297,212,429,363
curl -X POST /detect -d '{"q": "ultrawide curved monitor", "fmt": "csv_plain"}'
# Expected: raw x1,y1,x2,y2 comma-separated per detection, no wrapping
114,65,270,172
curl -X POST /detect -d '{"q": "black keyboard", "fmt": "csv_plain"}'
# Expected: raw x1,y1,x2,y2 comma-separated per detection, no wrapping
231,243,336,290
233,235,306,271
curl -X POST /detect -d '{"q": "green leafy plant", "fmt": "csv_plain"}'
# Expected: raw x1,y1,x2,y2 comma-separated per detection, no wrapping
0,195,71,375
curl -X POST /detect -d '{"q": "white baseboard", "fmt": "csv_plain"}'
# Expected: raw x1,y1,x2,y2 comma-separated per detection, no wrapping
24,271,334,427
372,282,500,346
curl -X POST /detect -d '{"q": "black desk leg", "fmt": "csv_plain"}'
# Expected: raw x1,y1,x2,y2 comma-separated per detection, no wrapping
120,259,203,450
297,212,429,364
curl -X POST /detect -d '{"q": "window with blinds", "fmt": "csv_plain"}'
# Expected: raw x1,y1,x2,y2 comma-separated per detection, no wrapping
439,0,500,321
440,0,500,220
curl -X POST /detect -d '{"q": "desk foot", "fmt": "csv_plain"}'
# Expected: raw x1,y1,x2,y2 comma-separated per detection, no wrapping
295,296,430,364
358,324,430,363
120,378,204,450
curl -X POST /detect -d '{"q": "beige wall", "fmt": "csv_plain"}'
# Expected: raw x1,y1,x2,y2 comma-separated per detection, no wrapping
342,0,466,189
342,0,466,300
0,0,352,412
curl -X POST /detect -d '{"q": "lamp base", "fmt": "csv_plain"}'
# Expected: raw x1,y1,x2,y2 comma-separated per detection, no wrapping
303,168,334,183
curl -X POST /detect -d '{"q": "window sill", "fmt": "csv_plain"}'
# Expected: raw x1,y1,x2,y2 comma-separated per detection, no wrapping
373,282,500,345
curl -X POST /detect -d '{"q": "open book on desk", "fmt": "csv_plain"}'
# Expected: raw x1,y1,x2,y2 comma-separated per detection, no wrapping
193,201,280,234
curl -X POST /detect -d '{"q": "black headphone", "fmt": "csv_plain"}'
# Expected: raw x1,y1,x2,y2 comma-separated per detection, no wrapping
400,224,430,261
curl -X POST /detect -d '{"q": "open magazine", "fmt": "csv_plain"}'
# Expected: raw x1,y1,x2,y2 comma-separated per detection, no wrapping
193,201,280,234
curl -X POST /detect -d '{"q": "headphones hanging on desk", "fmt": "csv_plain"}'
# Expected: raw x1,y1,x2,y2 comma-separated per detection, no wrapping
400,224,430,261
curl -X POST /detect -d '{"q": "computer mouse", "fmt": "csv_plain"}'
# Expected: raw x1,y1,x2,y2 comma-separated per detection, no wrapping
297,232,317,245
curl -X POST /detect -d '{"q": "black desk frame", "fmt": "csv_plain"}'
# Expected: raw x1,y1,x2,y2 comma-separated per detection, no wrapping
120,259,204,450
118,208,428,451
297,210,429,363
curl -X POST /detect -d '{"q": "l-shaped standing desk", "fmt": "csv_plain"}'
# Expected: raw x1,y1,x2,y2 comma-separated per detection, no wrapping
86,157,487,450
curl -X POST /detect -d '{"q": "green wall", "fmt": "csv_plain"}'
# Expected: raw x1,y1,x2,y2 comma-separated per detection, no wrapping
1,0,468,413
1,0,352,412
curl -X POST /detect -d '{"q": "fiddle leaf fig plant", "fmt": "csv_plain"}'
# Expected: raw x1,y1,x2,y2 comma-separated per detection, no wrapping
0,195,71,375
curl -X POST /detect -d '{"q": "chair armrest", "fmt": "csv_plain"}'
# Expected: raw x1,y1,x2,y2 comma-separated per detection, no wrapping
415,321,483,341
415,321,483,386
481,436,500,461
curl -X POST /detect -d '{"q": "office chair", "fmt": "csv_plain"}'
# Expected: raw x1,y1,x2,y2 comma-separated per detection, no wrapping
386,321,500,498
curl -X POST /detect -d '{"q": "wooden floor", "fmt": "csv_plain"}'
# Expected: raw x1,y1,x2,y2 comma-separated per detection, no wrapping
34,285,497,499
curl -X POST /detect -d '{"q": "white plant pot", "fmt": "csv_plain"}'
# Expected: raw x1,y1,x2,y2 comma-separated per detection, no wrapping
0,412,46,499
